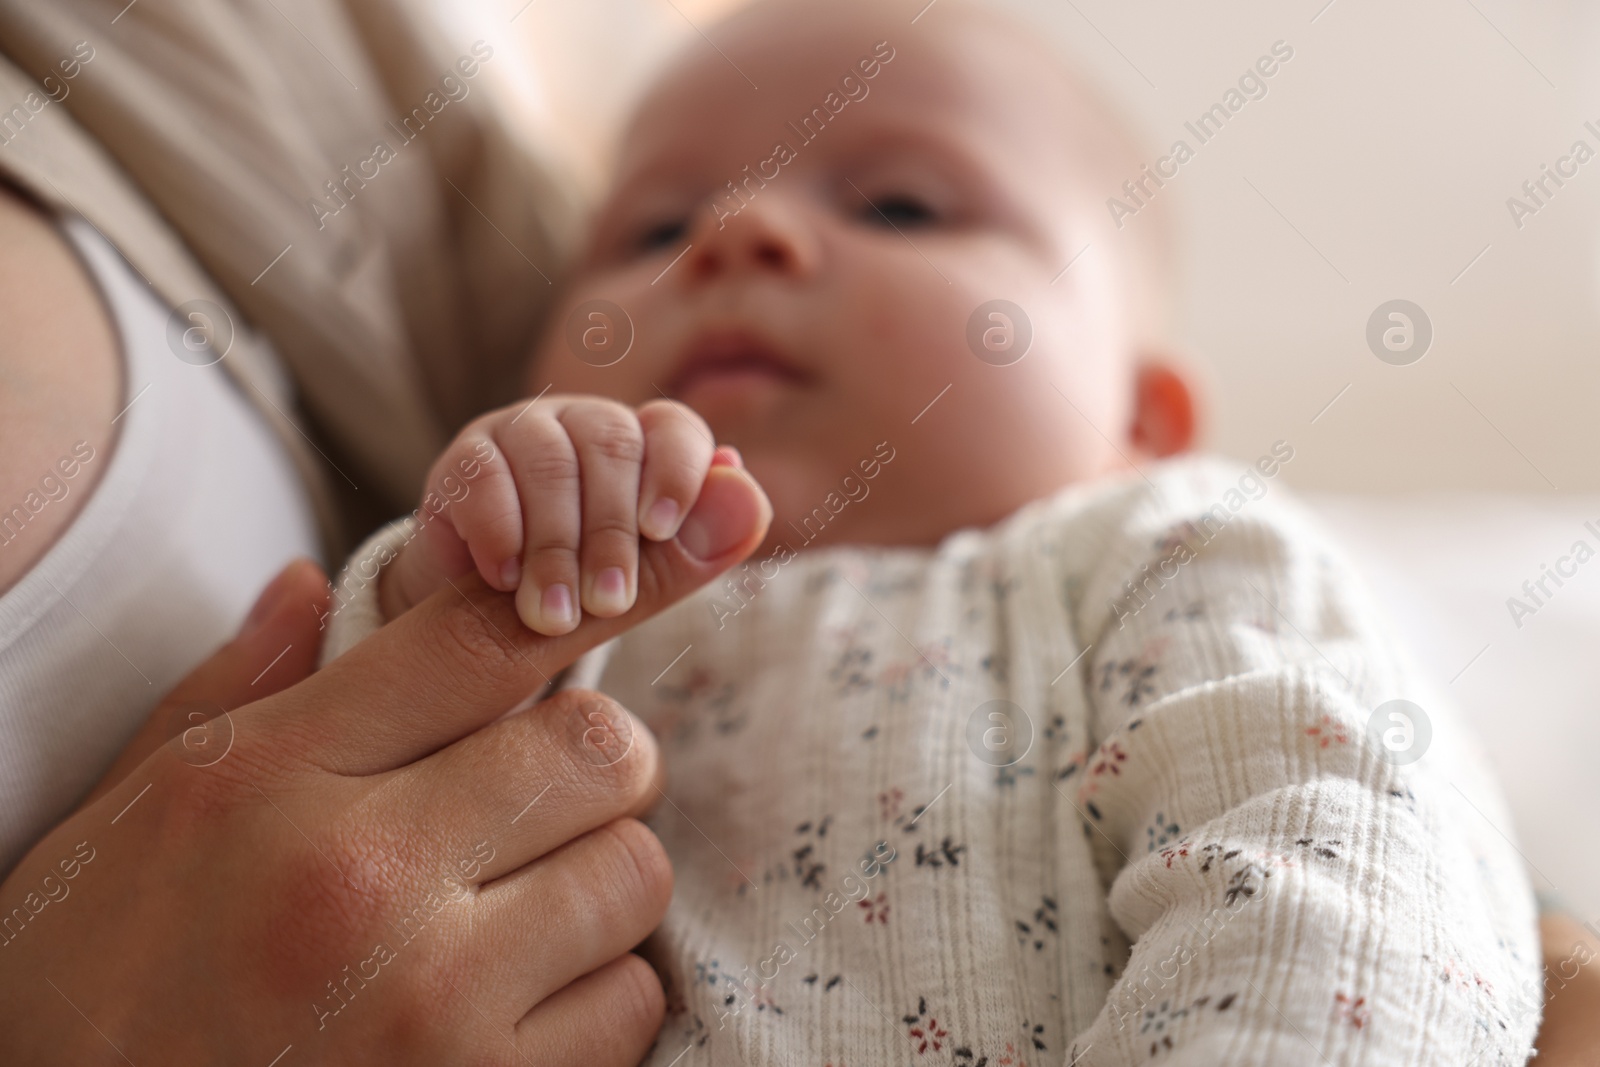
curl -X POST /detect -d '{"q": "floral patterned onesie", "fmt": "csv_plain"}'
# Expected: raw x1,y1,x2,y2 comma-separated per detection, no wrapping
326,454,1541,1066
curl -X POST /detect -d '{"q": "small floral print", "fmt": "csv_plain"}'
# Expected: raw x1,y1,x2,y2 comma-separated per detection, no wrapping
1146,811,1181,852
880,640,957,702
1015,896,1059,951
953,1040,1030,1066
1423,954,1496,997
1334,991,1370,1029
1305,714,1350,748
903,997,949,1055
792,817,832,890
1139,991,1239,1058
891,788,947,833
1295,838,1342,862
994,763,1036,787
1158,840,1191,868
803,972,844,992
1197,843,1237,874
913,837,968,869
1161,601,1206,624
1224,863,1269,906
829,645,875,696
980,651,1010,683
1098,657,1160,707
859,891,890,924
751,818,832,890
879,787,905,822
1089,741,1129,779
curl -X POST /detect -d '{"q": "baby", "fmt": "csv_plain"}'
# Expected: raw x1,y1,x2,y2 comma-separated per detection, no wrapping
325,1,1542,1063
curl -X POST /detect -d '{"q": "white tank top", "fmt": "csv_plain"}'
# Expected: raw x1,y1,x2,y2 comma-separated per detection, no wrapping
0,218,320,873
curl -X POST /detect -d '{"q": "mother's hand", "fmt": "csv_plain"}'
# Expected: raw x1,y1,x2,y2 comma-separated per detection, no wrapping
0,465,768,1065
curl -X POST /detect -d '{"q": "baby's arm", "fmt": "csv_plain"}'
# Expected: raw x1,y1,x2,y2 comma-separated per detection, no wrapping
1067,468,1541,1065
382,395,727,634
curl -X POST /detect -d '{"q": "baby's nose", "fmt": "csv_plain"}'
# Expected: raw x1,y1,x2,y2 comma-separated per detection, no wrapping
684,193,819,282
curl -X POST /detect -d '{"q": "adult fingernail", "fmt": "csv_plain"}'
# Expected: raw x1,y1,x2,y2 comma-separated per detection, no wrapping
642,497,681,540
677,470,758,561
242,561,298,637
590,567,630,615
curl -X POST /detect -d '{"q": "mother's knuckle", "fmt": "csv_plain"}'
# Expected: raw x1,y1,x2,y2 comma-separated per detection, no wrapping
610,953,667,1035
550,690,652,803
596,817,673,914
432,598,525,685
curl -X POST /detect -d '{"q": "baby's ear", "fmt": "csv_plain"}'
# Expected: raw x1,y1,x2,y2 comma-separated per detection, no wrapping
1129,358,1199,458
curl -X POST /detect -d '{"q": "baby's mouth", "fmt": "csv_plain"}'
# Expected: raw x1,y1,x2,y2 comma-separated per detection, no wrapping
665,329,813,404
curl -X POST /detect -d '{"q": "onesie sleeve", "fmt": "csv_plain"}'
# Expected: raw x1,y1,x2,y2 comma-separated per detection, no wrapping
317,517,420,668
1064,457,1541,1066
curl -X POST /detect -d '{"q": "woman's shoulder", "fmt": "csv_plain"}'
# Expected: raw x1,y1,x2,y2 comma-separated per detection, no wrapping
0,184,119,593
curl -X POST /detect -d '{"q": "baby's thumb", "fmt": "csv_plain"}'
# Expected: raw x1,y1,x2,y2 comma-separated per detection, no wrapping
634,463,772,619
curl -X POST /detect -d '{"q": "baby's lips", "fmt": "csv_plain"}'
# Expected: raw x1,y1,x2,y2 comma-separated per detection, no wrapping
676,465,768,561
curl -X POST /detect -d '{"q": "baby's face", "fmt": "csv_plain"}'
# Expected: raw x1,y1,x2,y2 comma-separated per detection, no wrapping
531,0,1169,549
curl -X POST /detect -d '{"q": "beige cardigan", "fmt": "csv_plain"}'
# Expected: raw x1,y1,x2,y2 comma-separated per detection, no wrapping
0,0,581,556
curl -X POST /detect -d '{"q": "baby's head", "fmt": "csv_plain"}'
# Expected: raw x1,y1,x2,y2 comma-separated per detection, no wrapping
530,0,1196,548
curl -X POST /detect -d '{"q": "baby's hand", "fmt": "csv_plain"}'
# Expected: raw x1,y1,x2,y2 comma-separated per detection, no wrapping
384,395,730,635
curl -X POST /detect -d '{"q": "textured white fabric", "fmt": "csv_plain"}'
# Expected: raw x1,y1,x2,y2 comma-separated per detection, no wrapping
325,455,1540,1067
0,218,319,875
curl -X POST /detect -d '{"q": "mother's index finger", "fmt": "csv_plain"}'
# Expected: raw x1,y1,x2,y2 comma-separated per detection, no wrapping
260,464,770,774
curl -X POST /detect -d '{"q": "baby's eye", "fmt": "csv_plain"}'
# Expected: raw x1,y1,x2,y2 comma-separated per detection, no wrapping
637,217,688,252
861,194,937,229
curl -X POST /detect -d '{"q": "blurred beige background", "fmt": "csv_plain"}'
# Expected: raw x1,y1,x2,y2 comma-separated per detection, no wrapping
437,0,1600,917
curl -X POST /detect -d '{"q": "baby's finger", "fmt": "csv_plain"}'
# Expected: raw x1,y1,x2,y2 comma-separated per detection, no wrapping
440,426,524,591
636,399,715,541
560,399,644,619
504,412,583,635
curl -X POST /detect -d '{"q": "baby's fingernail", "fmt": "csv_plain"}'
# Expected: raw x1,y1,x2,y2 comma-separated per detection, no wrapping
498,558,520,590
590,567,630,616
540,583,576,633
678,469,760,561
711,445,743,469
642,497,681,540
